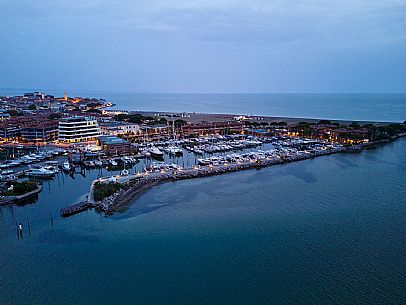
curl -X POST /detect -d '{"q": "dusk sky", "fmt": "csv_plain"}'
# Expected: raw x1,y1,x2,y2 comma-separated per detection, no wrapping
0,0,405,93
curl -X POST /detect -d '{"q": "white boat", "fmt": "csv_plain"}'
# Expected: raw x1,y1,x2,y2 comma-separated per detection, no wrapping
149,147,164,159
62,161,71,171
168,146,183,156
120,169,129,176
94,160,103,167
1,169,13,175
26,167,55,177
8,161,21,167
43,166,60,174
110,160,118,166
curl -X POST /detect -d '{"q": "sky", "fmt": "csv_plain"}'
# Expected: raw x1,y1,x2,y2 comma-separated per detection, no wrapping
0,0,405,93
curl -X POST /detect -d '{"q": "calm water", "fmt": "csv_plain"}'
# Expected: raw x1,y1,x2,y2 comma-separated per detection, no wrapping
1,89,406,122
1,138,406,304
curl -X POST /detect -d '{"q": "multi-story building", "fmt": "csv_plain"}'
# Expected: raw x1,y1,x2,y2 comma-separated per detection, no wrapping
181,121,244,137
99,121,141,136
21,121,58,142
58,116,100,143
97,136,132,155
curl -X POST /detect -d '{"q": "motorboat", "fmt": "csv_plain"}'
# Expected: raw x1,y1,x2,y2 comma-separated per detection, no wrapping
62,161,71,171
26,167,55,177
168,146,183,156
149,147,164,159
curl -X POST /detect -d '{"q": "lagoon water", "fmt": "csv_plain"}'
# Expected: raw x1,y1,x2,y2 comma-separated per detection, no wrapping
1,90,406,122
1,138,406,305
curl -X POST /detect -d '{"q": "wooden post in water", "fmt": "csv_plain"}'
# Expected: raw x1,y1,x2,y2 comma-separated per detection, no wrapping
27,218,31,235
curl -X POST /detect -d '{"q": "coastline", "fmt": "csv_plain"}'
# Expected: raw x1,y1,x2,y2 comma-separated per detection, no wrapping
68,134,405,217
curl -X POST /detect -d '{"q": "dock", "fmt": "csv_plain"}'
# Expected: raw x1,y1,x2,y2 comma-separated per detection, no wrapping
60,201,93,217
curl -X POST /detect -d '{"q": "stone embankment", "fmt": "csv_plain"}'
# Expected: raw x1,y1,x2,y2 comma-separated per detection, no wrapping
95,147,347,215
0,184,43,206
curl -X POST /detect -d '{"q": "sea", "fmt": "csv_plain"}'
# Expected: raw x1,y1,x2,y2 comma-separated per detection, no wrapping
0,91,406,304
1,89,406,122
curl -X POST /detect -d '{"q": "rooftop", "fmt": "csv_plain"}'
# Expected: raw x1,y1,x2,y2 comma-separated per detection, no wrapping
98,136,128,145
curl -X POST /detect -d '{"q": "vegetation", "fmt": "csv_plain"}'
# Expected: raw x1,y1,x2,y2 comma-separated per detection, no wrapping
93,182,124,202
86,108,102,114
318,120,331,125
349,122,361,129
6,110,21,117
1,181,38,196
174,119,187,128
114,113,169,126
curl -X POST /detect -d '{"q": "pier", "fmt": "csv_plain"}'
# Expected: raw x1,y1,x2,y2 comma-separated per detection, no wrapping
93,146,346,215
60,201,93,217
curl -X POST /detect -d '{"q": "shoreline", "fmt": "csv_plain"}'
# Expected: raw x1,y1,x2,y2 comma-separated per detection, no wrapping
70,134,404,217
116,110,402,125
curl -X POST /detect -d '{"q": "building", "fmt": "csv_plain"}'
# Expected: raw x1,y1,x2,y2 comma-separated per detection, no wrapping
99,121,141,136
181,121,244,137
58,116,100,143
0,112,10,121
0,125,21,140
21,121,58,142
101,109,129,116
97,136,132,155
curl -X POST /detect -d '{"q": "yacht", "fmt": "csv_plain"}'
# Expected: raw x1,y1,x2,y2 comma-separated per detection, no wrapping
62,161,71,171
149,147,164,159
26,167,55,177
1,169,13,175
168,146,183,156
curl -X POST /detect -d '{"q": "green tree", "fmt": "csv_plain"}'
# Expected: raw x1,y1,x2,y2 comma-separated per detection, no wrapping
174,119,187,128
350,122,360,129
318,120,331,125
7,110,21,117
28,104,36,110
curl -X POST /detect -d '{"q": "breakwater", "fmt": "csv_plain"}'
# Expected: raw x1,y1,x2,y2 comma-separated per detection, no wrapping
95,147,346,215
59,134,406,217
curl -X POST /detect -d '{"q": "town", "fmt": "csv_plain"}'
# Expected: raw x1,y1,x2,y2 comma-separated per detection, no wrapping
1,92,405,211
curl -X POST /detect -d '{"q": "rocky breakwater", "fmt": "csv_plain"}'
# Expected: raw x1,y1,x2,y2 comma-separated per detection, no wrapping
94,146,346,215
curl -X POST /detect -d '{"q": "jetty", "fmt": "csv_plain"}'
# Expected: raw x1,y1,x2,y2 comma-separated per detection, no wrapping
60,201,93,217
92,146,346,215
59,134,406,217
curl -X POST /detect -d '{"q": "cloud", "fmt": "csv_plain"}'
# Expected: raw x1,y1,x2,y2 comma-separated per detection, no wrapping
0,0,405,92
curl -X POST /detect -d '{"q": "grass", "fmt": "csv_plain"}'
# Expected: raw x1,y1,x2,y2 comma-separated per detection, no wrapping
93,182,124,202
2,181,38,196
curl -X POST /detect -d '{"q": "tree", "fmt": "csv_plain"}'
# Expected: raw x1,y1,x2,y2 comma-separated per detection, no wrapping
114,114,129,121
349,122,360,129
87,108,102,114
28,104,36,110
318,120,331,125
174,119,187,128
128,114,143,124
6,110,21,117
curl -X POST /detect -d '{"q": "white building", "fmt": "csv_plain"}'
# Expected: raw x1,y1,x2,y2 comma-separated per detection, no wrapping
99,121,141,136
58,116,100,143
